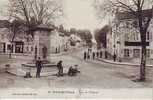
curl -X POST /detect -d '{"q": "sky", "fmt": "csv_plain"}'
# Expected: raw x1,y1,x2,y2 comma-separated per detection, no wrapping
63,0,103,32
0,0,8,19
0,0,105,32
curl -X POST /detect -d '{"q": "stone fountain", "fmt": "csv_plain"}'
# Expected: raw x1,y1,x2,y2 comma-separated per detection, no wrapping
23,24,56,67
7,25,58,77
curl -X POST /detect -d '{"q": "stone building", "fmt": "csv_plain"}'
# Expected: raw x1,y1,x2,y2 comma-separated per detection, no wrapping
108,9,153,60
0,19,83,57
50,29,70,53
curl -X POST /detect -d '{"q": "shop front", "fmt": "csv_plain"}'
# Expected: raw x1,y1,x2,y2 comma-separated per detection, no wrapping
0,42,6,53
14,41,24,53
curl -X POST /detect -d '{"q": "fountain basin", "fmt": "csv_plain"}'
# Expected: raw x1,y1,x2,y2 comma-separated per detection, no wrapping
22,63,57,68
22,60,57,68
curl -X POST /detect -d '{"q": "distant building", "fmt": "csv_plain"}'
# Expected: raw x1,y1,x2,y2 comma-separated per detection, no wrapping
50,29,70,53
50,29,83,54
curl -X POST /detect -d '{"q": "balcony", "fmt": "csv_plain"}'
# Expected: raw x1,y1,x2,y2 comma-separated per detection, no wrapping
125,41,149,46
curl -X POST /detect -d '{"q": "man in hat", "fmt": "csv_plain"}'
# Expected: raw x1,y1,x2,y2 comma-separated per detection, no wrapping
57,60,63,76
36,57,43,78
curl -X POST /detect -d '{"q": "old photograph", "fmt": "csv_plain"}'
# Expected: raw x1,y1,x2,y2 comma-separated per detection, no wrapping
0,0,152,99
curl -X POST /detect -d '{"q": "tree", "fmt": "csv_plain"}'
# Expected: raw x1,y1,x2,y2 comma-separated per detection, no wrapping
94,25,111,49
94,0,153,81
94,29,101,49
75,29,93,47
8,19,24,58
8,0,63,37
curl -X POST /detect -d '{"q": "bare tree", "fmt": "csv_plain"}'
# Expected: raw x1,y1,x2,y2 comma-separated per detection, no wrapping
94,0,153,81
8,19,24,59
8,0,63,36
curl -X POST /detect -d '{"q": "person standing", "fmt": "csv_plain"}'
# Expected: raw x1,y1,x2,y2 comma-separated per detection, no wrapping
87,52,90,59
96,51,99,58
84,51,87,60
113,54,117,62
57,60,63,77
100,51,103,58
56,47,58,53
36,57,43,78
92,52,95,60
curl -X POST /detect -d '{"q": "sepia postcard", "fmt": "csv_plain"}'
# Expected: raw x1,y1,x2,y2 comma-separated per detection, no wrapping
0,0,152,99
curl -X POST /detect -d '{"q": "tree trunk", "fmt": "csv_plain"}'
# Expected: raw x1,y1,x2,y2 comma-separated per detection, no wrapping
140,44,146,81
9,50,12,59
138,9,147,81
139,28,146,81
9,44,13,59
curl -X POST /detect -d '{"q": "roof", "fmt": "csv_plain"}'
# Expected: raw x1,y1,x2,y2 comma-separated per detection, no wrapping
116,9,153,20
0,20,10,28
0,20,55,34
32,24,54,32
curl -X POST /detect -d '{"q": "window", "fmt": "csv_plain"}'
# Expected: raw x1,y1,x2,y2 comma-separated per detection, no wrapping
31,46,33,51
133,49,140,58
151,50,153,54
133,33,136,41
7,45,11,50
27,46,29,52
150,32,152,40
136,32,139,40
125,34,129,41
147,32,150,41
124,49,130,57
146,49,150,58
1,34,4,40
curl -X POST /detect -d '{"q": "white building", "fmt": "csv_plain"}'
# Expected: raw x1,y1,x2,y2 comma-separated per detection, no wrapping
108,9,153,60
50,29,70,53
69,34,83,47
50,29,83,53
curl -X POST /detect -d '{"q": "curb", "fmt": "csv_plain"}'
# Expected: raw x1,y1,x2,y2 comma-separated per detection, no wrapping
97,58,153,67
50,47,85,57
6,68,69,77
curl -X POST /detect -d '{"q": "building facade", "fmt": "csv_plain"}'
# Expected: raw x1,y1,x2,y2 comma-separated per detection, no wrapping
0,27,26,54
108,9,153,60
0,23,82,57
50,29,70,53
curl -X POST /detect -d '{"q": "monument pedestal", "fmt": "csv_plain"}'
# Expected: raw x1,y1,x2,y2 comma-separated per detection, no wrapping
33,24,53,60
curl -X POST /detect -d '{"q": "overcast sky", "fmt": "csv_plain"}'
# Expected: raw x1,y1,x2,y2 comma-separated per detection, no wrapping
63,0,104,31
0,0,106,32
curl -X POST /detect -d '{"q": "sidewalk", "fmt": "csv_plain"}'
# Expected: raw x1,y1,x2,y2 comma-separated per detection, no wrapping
50,46,85,57
97,58,153,67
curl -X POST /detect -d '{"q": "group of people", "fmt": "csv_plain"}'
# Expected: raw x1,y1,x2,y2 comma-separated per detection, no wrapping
84,49,103,60
55,60,80,77
24,57,80,78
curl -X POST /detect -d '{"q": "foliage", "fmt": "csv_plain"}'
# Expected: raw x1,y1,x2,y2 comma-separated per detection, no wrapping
76,29,93,44
94,25,111,49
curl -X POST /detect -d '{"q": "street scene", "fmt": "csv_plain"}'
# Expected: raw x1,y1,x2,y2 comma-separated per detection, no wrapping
0,0,153,99
0,47,152,89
